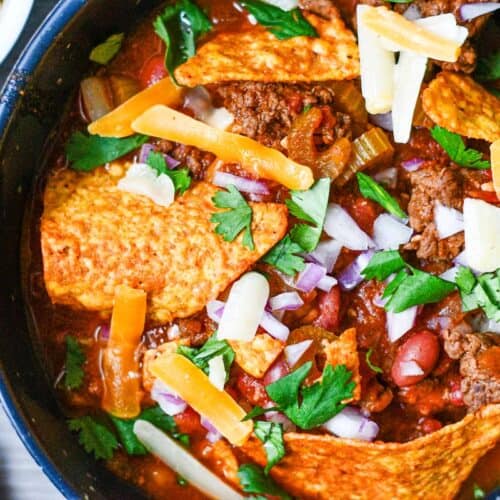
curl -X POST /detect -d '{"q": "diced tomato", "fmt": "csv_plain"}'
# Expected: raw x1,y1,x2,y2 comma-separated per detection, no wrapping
236,372,271,407
467,189,499,204
347,197,379,234
314,285,341,331
174,407,204,436
139,55,168,89
419,417,443,434
447,373,464,407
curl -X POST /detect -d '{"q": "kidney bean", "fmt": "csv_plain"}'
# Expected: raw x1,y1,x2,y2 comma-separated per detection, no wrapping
391,330,440,387
419,417,443,435
313,286,341,331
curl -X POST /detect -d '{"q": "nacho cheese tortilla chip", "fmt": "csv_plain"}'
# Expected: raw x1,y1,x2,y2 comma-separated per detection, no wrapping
422,71,500,142
174,9,359,86
41,167,288,322
240,404,500,499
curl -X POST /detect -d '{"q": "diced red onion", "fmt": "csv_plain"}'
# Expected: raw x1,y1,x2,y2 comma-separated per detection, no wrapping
269,292,304,311
263,359,290,385
151,379,188,416
265,410,296,432
184,86,213,118
99,324,110,341
434,201,464,239
206,300,225,323
460,2,500,21
308,239,342,273
213,171,270,195
167,324,180,340
284,340,313,368
453,250,469,268
386,306,418,342
373,294,387,308
260,311,290,341
323,407,379,441
138,143,181,169
403,3,422,20
373,214,413,250
338,250,375,291
262,0,299,10
324,204,375,251
200,416,222,443
400,360,424,377
317,275,338,292
80,77,113,122
369,112,393,131
373,167,398,189
439,266,459,283
295,262,327,292
401,158,424,172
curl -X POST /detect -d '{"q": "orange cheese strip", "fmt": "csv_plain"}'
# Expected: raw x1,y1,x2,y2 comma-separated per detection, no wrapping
88,78,183,138
492,140,500,199
360,6,462,63
101,285,147,418
132,105,314,190
150,353,253,446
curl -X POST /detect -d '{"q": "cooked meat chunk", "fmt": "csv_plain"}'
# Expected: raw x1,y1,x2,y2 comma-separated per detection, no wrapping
299,0,339,18
213,82,351,150
443,329,500,412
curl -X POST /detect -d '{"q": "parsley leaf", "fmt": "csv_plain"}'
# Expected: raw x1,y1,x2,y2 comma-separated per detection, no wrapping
211,185,255,250
361,250,406,281
473,483,486,499
238,464,292,500
475,50,500,82
239,0,317,40
455,266,476,294
66,132,149,171
68,416,119,460
266,362,354,430
146,151,192,194
89,33,124,65
254,421,285,473
357,172,407,219
382,268,408,299
262,235,306,275
111,405,189,455
430,126,490,170
154,0,212,84
365,348,383,374
287,178,331,252
177,334,235,380
64,336,85,390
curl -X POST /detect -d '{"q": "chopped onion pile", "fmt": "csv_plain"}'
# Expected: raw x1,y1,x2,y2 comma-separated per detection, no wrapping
284,340,313,368
208,355,226,391
373,214,413,250
308,239,342,273
138,143,180,168
184,86,234,131
269,292,304,311
434,202,464,239
323,407,379,441
400,360,425,377
151,379,187,416
117,162,175,208
213,171,270,195
460,2,500,21
387,306,418,342
338,250,374,291
133,421,244,499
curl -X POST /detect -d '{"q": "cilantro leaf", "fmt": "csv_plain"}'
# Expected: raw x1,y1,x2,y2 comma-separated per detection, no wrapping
266,362,354,430
66,132,149,171
64,336,85,390
177,334,235,380
146,151,192,194
455,266,476,294
430,126,490,169
111,405,189,455
365,348,383,374
239,0,317,40
262,235,306,275
475,50,500,82
243,406,280,421
211,185,255,250
357,173,407,219
254,421,285,474
154,0,212,84
382,268,408,300
361,250,406,281
473,483,486,499
68,416,119,460
238,464,292,499
287,178,331,252
89,33,124,65
458,269,500,322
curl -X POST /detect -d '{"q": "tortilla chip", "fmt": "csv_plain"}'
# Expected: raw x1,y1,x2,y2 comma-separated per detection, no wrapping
175,10,359,86
323,328,361,401
41,167,288,322
230,333,284,379
422,71,500,142
242,404,500,499
204,440,241,489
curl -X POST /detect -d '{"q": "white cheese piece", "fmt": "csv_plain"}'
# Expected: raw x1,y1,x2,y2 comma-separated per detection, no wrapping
117,163,175,208
208,355,226,391
463,198,500,273
434,201,464,239
204,107,235,131
262,0,299,10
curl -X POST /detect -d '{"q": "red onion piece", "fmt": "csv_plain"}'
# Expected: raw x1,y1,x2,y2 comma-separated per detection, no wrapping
338,250,375,291
373,167,398,189
403,3,422,20
400,360,424,377
138,143,181,169
206,300,225,323
460,2,500,21
269,292,304,311
372,294,387,308
99,324,110,341
167,324,180,340
317,275,338,293
284,340,313,368
369,112,393,131
434,201,464,239
80,77,113,122
308,239,342,273
439,266,459,283
323,407,379,441
295,263,327,292
151,379,188,416
264,409,296,432
260,311,290,341
263,358,290,385
373,214,413,250
200,416,222,443
213,171,270,195
401,158,424,172
386,306,418,342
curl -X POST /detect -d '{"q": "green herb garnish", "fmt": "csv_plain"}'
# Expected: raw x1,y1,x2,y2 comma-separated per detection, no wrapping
238,464,292,499
475,50,500,82
365,348,383,374
357,172,406,219
254,421,285,474
64,336,85,390
430,126,490,170
262,235,306,275
154,0,212,84
473,483,486,499
66,132,148,171
89,33,124,65
146,151,192,194
361,250,406,281
243,405,280,421
239,0,317,40
211,185,255,250
68,416,119,460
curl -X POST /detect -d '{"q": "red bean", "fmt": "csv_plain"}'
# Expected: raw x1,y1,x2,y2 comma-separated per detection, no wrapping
313,286,341,331
391,330,440,387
